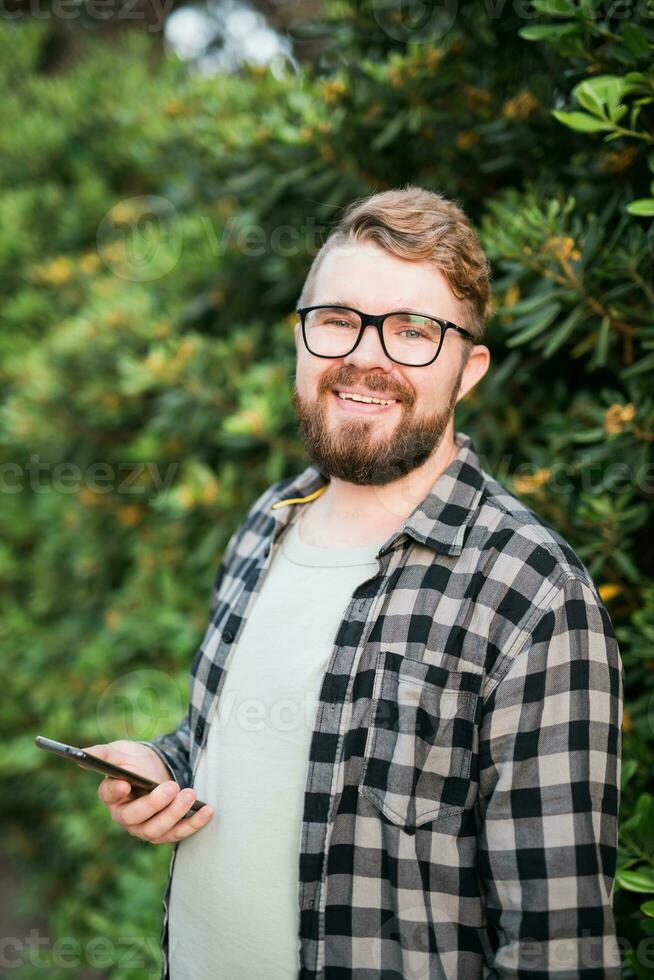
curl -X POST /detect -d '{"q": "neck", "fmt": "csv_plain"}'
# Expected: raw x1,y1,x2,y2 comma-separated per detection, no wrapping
300,432,459,548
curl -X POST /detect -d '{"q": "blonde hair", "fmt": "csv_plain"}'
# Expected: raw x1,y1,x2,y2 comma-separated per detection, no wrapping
297,184,493,344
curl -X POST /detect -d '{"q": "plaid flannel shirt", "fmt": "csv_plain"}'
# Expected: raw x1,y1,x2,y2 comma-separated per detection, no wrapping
142,429,624,979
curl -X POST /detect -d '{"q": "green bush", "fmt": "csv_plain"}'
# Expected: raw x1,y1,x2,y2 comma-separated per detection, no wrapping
1,4,652,975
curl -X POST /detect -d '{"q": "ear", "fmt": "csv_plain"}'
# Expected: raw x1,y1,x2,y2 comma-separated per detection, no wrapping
457,345,491,402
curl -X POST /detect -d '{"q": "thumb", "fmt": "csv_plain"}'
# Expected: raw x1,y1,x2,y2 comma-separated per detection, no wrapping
79,743,141,774
80,744,109,758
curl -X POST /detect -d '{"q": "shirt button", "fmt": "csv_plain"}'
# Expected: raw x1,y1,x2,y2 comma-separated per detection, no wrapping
223,630,234,643
307,899,314,908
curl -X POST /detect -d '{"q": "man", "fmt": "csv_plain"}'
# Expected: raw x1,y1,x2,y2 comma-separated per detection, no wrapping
88,185,624,979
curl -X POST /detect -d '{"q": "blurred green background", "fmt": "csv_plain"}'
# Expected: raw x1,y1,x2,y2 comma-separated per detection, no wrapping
1,1,653,976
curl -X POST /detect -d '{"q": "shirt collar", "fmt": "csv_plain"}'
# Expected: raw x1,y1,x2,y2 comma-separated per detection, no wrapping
270,430,486,557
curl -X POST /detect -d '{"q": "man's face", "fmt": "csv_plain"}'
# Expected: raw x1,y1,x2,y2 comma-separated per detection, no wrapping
292,239,482,486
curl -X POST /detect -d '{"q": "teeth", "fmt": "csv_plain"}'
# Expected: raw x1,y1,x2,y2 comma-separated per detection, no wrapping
337,392,396,406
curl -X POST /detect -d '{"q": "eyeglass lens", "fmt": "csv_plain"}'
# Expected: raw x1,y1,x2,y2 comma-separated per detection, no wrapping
304,307,443,366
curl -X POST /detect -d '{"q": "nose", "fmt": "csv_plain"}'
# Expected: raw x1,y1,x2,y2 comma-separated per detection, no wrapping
343,321,394,372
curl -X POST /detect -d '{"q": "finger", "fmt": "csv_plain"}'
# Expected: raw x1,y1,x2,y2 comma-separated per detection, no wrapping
80,744,107,757
135,787,200,841
98,777,132,805
157,805,214,844
118,780,181,827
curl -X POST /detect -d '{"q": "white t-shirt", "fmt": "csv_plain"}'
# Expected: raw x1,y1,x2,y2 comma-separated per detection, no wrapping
168,514,382,980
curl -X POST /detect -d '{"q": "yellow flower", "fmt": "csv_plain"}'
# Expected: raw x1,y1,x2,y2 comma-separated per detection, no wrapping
153,320,172,338
79,487,108,507
180,339,195,357
512,468,551,494
504,285,520,308
502,90,540,120
109,201,139,224
106,311,128,327
241,408,266,436
163,99,187,117
421,48,441,70
202,478,220,504
598,584,622,602
145,350,166,376
37,257,73,285
456,130,480,150
101,242,125,263
600,146,638,174
388,65,404,88
118,504,145,527
460,84,493,110
178,485,195,510
79,252,101,274
322,79,348,102
604,402,635,436
543,236,581,263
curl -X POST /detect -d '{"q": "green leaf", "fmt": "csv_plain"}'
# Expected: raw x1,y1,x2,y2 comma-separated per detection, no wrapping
506,303,562,347
551,110,612,133
613,549,642,586
616,867,654,893
518,23,577,41
532,0,576,14
572,75,627,117
371,111,408,151
589,315,611,369
498,288,562,316
642,900,654,918
542,306,584,358
626,198,654,217
623,24,651,57
621,350,654,378
621,758,638,790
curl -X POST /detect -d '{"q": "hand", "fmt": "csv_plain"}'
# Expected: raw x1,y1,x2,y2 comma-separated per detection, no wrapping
81,740,214,844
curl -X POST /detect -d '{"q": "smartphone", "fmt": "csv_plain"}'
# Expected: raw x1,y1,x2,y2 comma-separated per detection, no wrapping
35,736,207,815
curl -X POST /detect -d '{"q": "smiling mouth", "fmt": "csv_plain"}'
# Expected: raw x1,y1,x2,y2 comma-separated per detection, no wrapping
330,390,400,412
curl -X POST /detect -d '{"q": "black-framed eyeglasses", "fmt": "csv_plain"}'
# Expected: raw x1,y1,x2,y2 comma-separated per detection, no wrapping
296,305,474,367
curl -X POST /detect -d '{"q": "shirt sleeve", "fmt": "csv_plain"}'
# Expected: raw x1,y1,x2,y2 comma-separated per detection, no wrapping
477,573,624,978
137,716,192,789
136,527,240,789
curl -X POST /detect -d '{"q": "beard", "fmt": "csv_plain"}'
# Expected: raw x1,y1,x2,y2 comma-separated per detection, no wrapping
292,361,464,487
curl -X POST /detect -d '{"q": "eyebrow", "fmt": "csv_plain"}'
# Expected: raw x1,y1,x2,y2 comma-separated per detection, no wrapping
318,300,417,311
